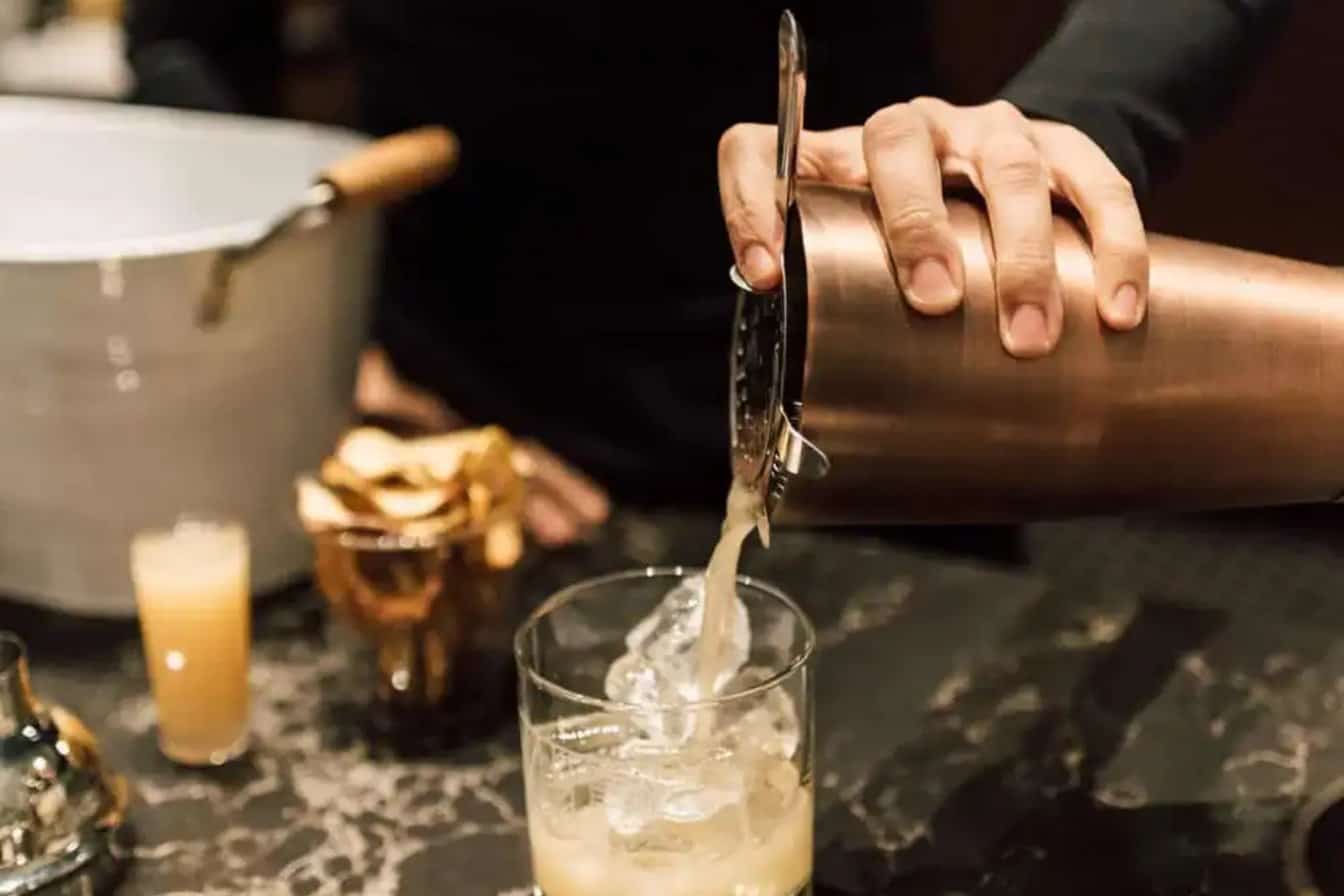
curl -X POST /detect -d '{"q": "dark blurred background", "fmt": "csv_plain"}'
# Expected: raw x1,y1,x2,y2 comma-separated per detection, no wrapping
4,0,1340,259
930,0,1344,265
273,0,1344,263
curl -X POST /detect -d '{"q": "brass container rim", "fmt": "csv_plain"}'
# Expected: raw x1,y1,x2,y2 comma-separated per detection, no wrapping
309,492,523,553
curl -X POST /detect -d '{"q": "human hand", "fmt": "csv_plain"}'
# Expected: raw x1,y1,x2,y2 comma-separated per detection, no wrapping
511,440,610,548
718,98,1148,358
355,347,610,546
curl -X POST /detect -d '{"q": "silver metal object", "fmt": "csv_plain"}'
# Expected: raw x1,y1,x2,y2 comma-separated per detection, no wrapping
774,10,805,227
198,182,336,326
198,123,455,326
0,98,454,616
730,11,830,517
0,633,129,895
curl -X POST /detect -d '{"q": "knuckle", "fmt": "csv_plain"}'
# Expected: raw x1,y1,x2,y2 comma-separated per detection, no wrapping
1087,176,1137,208
984,99,1027,125
1042,121,1088,144
1096,232,1149,263
1042,120,1115,161
883,205,949,249
718,123,764,161
908,95,948,117
817,149,867,185
995,250,1057,296
863,104,925,147
721,204,764,240
980,135,1047,189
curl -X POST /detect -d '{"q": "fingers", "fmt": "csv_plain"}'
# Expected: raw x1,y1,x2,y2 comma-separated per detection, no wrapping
722,99,1148,358
799,126,868,185
354,346,463,431
861,103,964,314
522,441,610,524
718,123,784,290
718,125,868,292
1033,122,1149,330
972,103,1062,358
523,491,581,548
518,441,610,548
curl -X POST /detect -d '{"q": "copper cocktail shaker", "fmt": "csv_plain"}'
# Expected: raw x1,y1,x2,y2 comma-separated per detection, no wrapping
731,13,1344,526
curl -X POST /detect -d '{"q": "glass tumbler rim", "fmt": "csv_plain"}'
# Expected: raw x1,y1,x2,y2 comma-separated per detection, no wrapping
131,513,246,535
130,514,248,566
514,565,816,714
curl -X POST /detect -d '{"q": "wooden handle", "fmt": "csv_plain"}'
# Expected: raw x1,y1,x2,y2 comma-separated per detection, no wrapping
321,126,459,208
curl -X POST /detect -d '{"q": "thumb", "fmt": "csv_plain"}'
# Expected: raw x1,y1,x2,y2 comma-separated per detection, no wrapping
718,123,783,290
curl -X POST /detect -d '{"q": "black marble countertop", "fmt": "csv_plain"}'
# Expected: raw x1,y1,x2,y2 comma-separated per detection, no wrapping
9,505,1344,895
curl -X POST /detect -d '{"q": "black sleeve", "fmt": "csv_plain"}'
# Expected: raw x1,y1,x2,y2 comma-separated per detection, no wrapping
999,0,1293,195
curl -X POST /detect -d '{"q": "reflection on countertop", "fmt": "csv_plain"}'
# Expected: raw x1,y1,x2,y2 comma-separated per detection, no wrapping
7,504,1344,895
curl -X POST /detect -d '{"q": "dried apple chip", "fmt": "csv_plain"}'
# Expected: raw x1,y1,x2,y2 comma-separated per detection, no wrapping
304,423,527,570
336,427,407,481
408,430,479,482
370,484,452,520
296,476,356,531
463,426,518,497
321,457,375,495
467,482,493,526
484,520,523,569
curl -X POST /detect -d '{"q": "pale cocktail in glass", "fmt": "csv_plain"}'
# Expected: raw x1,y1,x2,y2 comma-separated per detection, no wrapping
131,518,251,765
516,568,815,896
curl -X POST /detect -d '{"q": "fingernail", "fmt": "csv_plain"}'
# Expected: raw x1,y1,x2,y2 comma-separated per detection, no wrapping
1006,304,1051,357
1110,283,1141,326
905,257,960,311
742,244,776,288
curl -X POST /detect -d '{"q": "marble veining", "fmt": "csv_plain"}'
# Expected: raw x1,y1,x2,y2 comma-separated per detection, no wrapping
112,630,523,894
5,505,1344,894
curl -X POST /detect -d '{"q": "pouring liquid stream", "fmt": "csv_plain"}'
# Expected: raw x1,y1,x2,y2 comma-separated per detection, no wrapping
696,477,769,700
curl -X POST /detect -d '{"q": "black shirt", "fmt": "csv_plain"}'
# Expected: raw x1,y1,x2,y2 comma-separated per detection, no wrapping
344,2,937,504
126,0,1290,506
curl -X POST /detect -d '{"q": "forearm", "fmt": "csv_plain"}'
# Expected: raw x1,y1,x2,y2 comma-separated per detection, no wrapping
1000,0,1292,195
